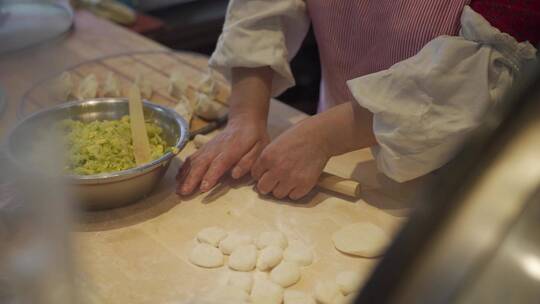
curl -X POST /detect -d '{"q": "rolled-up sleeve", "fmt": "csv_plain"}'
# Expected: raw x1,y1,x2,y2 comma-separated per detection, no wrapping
209,0,310,96
347,6,537,182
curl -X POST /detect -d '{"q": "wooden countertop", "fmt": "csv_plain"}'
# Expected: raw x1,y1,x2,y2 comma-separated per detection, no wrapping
0,11,419,303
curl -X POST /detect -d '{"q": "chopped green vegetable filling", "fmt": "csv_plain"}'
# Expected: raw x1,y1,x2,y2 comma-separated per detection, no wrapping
54,116,170,175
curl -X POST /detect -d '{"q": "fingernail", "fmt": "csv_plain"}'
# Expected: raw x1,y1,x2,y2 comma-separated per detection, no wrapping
231,167,241,179
181,185,190,195
200,180,209,191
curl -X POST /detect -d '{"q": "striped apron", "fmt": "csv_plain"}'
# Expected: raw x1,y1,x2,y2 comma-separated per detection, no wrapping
306,0,470,111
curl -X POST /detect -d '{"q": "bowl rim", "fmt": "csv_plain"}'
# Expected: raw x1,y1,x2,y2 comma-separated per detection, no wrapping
6,98,189,183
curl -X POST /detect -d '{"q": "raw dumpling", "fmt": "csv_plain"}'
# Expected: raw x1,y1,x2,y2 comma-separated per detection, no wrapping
227,271,253,294
228,244,257,272
257,245,283,271
197,70,219,97
168,68,188,98
269,261,301,288
251,276,284,304
49,72,74,101
174,95,194,126
256,231,288,250
76,74,98,100
283,241,313,267
283,290,316,304
314,281,342,304
135,73,152,99
195,92,227,120
197,226,228,247
189,243,224,268
332,223,390,258
219,233,253,255
101,72,121,97
336,271,363,295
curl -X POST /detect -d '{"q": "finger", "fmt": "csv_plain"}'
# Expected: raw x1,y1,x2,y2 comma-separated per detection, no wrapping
200,151,239,192
179,157,211,195
272,181,295,200
176,157,192,182
176,161,192,195
231,142,261,179
251,152,269,181
288,184,313,200
256,171,278,195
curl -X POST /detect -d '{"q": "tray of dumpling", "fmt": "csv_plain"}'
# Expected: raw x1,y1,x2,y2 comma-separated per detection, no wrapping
9,51,232,209
19,50,230,136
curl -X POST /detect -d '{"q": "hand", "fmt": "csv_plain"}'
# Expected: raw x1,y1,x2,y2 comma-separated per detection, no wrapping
177,116,270,195
250,102,378,200
251,117,331,200
177,66,273,195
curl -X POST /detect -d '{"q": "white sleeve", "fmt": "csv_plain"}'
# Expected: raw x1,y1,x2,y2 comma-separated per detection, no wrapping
209,0,310,97
346,6,537,183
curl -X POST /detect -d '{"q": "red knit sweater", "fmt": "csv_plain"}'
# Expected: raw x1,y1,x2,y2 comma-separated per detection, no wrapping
471,0,540,46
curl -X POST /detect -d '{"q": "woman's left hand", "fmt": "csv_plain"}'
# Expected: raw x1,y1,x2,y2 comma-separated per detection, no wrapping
251,117,331,200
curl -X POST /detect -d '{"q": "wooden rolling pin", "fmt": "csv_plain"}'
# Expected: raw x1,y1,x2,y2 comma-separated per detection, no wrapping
193,134,361,198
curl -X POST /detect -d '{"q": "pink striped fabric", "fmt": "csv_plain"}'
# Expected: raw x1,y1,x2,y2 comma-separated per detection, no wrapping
306,0,471,111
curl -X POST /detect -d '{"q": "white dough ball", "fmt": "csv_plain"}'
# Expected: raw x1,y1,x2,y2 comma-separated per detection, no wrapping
257,245,283,271
219,233,253,255
314,281,341,304
197,226,228,247
227,271,253,294
336,271,363,295
283,290,316,304
228,244,257,272
332,223,390,258
251,276,284,304
270,261,301,288
283,241,313,266
189,243,224,268
256,231,288,250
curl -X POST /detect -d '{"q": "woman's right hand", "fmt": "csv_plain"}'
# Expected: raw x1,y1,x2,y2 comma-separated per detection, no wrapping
176,66,273,195
176,115,269,195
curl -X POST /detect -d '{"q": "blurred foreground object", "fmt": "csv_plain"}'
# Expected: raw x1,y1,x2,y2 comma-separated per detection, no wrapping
0,85,5,117
0,0,73,54
75,0,136,25
137,0,197,11
0,151,76,303
357,63,540,303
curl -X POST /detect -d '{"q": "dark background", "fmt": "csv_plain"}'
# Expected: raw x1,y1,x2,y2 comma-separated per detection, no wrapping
143,0,321,115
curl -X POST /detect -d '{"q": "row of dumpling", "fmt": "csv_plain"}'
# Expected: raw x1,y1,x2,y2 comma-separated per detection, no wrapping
170,68,227,124
49,69,227,126
49,72,152,101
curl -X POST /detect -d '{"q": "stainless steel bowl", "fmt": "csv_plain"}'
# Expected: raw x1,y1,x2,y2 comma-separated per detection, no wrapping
6,98,189,210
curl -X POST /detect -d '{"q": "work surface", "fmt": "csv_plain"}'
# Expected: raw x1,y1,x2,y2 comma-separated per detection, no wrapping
0,11,419,303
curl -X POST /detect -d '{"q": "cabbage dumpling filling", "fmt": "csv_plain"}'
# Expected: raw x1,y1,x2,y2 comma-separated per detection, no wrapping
53,116,170,175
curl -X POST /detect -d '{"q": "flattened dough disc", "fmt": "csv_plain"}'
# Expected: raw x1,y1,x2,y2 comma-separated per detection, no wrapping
332,223,390,258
